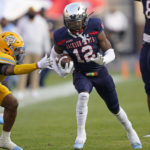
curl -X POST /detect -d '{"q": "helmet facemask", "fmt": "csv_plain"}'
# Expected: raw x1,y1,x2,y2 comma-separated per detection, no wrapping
9,46,25,64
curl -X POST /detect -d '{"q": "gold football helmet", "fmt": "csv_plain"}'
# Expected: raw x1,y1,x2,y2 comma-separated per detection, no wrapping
0,32,25,64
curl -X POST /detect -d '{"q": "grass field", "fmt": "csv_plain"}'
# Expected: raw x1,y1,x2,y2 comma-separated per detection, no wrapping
0,75,150,150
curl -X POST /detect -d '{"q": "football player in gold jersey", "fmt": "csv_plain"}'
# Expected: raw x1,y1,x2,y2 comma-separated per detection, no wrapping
0,32,52,150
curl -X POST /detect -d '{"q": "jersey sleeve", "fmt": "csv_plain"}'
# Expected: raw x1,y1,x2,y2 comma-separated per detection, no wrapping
53,28,66,49
94,18,104,33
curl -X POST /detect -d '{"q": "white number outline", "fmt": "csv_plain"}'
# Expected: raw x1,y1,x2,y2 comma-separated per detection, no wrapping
73,45,96,63
145,0,150,19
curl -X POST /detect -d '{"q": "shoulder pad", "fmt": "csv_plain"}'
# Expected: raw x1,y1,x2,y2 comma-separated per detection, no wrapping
0,52,16,65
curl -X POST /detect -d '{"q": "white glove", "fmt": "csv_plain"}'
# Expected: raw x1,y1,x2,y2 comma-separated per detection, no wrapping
37,54,53,69
90,53,105,65
58,60,74,75
91,49,115,65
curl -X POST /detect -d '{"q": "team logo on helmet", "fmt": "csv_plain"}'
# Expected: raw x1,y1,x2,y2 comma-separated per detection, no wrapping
4,36,16,46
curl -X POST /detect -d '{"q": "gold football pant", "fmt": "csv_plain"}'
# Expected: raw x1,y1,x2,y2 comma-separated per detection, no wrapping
0,83,11,105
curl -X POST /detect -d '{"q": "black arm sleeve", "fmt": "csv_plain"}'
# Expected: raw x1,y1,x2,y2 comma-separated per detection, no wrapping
0,64,10,75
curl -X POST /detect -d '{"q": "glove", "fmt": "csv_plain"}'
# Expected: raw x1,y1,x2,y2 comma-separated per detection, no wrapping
90,53,105,65
58,60,74,75
37,54,53,69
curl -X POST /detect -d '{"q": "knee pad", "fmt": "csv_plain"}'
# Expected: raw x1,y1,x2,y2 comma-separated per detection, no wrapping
108,103,119,114
78,92,89,106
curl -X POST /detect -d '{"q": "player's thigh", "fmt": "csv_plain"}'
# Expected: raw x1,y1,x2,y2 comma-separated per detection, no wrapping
140,45,149,73
140,45,150,94
94,75,119,112
0,83,12,105
73,72,93,93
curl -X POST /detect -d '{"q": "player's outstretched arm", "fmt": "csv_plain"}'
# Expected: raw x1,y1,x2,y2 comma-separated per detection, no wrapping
91,31,115,65
0,55,52,75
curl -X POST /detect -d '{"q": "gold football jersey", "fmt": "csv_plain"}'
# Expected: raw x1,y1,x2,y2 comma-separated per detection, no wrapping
0,52,16,82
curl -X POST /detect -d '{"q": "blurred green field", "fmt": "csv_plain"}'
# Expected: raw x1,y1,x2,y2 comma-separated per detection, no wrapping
1,76,150,150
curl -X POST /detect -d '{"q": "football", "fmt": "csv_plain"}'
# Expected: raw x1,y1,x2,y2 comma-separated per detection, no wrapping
56,54,72,69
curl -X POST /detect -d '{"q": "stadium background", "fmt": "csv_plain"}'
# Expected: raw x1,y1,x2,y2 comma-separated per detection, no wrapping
0,0,150,150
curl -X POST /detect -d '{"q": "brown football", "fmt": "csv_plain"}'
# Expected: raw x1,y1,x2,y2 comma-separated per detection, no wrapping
56,54,72,69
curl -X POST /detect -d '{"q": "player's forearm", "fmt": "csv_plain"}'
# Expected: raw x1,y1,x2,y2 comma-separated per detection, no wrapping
98,31,112,52
53,58,68,77
4,63,38,75
51,46,67,77
13,63,37,75
1,63,37,76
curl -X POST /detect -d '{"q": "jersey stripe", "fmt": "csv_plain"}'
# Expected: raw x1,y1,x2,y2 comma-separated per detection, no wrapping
57,39,66,45
0,57,15,64
89,31,98,35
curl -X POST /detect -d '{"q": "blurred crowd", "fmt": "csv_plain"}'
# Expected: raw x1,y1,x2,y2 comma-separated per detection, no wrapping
0,7,53,99
0,0,141,98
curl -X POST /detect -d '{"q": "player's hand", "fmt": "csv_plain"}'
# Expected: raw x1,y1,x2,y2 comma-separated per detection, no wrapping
37,54,53,69
90,53,105,65
59,61,74,74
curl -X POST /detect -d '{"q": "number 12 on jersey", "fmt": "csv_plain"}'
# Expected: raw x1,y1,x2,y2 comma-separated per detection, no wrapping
73,45,96,63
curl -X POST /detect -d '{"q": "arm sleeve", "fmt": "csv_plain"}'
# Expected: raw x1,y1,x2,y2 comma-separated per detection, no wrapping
103,48,115,64
50,47,68,77
14,63,37,75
